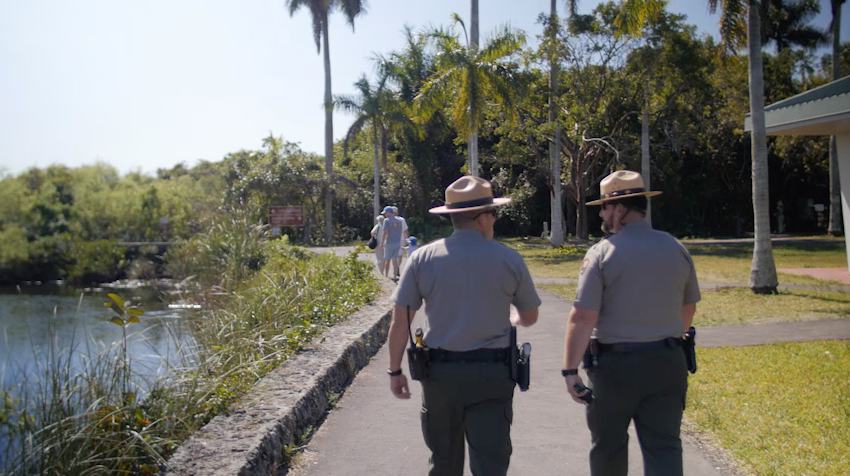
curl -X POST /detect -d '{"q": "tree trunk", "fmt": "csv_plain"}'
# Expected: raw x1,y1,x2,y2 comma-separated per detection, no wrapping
549,0,565,245
322,22,334,244
642,75,652,225
747,4,779,293
469,0,479,177
373,123,381,220
829,0,843,236
470,0,479,51
576,165,588,240
469,122,479,177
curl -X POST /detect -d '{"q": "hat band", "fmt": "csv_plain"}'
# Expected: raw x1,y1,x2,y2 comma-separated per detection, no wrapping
604,187,645,199
446,196,494,209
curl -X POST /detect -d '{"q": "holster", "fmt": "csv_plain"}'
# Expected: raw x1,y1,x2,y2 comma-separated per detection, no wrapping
407,346,430,381
405,306,430,381
683,327,697,374
510,326,531,391
582,336,599,371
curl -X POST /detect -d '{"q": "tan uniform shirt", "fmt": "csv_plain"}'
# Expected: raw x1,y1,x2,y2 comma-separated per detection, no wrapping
574,221,700,343
392,229,541,351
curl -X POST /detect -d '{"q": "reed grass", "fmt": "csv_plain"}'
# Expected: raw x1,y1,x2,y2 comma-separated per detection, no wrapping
1,215,378,474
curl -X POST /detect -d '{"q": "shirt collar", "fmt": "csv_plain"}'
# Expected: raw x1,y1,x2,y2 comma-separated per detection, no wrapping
451,228,486,239
620,220,651,232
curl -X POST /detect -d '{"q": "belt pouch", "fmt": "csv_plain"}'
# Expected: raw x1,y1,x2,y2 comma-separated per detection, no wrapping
582,336,599,370
407,346,430,381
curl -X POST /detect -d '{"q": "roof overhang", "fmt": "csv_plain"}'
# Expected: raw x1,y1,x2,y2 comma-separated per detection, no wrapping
744,76,850,136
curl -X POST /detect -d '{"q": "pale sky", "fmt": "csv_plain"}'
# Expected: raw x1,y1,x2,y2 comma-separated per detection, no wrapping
0,0,846,177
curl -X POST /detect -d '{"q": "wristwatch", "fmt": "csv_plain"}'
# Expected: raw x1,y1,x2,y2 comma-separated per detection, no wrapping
387,368,403,377
561,368,578,376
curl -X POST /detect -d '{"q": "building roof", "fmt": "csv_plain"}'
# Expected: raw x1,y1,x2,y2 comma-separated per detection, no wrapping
744,76,850,136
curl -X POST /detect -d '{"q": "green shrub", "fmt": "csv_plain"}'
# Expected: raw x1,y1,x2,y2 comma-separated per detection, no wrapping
65,239,125,284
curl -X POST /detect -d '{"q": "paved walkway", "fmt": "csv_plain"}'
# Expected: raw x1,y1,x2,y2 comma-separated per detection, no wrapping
288,247,850,475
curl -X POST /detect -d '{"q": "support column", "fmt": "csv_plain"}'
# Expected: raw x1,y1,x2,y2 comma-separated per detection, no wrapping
836,134,850,269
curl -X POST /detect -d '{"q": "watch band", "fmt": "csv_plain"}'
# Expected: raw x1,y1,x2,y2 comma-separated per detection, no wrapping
387,368,403,377
561,368,578,376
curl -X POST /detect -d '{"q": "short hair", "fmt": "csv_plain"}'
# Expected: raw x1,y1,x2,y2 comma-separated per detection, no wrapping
609,195,648,214
449,210,481,228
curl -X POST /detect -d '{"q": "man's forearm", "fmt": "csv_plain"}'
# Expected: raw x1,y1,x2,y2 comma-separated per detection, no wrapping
388,305,413,371
682,303,696,331
563,307,597,370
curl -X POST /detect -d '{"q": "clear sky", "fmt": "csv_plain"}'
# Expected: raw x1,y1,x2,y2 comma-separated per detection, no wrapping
0,0,847,177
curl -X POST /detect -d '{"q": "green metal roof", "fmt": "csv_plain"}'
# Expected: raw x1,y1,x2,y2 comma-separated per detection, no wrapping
744,76,850,136
764,76,850,112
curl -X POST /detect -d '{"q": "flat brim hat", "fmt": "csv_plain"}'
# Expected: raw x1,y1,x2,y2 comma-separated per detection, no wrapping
429,176,511,214
586,170,661,206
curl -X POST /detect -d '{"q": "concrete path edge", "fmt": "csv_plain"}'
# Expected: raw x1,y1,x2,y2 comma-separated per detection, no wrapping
163,275,395,476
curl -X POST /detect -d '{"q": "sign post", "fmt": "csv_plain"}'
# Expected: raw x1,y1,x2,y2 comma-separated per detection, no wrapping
268,206,304,227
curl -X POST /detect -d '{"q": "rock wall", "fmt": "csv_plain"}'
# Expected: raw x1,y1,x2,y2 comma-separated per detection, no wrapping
164,276,395,475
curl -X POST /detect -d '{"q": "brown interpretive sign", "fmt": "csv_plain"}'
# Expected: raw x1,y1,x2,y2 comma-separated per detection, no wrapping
268,206,304,227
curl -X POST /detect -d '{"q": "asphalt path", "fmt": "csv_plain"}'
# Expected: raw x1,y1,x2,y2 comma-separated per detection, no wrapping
287,283,727,476
291,245,850,475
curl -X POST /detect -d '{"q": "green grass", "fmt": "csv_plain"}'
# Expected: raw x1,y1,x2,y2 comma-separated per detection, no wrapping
685,240,848,285
539,284,850,329
507,238,849,286
1,240,378,475
687,341,850,476
695,287,850,326
533,238,850,476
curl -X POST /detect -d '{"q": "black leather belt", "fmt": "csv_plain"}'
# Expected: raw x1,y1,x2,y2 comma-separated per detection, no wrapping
598,337,681,353
429,347,510,363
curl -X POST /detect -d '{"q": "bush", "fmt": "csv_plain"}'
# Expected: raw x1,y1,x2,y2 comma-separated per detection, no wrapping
65,239,125,285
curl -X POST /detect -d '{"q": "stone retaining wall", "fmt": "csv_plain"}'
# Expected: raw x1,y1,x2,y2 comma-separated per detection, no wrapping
164,277,394,475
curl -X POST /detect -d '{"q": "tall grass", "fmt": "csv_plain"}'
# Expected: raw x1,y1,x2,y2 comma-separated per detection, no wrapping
0,208,378,475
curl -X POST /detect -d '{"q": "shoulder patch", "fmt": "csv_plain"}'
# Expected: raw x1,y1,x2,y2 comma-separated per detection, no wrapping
580,258,590,275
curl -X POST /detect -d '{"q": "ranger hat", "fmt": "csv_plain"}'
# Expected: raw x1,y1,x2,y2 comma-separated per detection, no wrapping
429,176,511,214
586,170,661,206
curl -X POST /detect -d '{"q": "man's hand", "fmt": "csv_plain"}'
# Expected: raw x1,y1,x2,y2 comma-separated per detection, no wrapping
390,374,410,399
565,374,591,405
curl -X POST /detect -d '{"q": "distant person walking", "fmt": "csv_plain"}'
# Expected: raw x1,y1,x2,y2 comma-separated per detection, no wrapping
371,214,386,273
562,170,701,476
387,175,541,476
381,205,408,281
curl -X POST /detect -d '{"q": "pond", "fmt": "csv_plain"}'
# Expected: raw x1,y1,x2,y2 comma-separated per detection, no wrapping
0,283,200,393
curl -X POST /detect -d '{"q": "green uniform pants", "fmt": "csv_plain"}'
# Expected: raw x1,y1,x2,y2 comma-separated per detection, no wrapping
586,345,688,476
420,360,515,476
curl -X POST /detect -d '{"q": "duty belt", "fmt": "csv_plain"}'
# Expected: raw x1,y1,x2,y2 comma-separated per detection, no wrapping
597,337,681,353
429,347,510,364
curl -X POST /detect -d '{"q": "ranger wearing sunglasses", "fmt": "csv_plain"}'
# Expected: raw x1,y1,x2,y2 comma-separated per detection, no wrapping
563,170,701,476
387,175,541,476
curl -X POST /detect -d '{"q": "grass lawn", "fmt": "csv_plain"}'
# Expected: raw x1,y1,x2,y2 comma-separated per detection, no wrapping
505,237,849,286
526,237,850,475
687,341,850,476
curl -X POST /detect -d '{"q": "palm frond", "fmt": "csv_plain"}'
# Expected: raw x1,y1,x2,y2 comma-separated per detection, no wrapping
614,0,666,37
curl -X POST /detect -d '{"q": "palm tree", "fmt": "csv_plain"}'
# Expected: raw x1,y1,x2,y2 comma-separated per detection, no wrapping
829,0,845,236
617,0,778,294
335,73,409,219
415,16,526,177
286,0,366,244
548,0,565,244
762,0,827,53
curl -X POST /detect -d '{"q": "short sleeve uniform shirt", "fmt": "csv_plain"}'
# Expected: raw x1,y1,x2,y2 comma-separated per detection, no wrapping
392,229,541,351
573,221,700,343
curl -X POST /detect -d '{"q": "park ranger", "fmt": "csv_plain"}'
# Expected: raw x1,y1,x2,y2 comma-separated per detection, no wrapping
387,175,541,476
562,170,701,476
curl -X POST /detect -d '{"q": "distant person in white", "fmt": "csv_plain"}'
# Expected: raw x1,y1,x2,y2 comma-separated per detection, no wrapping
381,206,409,280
